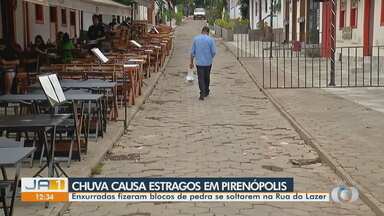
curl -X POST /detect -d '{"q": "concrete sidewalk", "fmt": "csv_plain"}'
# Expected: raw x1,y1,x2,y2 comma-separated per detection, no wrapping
225,40,384,214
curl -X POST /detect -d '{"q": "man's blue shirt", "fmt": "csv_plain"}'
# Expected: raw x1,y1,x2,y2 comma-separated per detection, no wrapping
191,34,216,66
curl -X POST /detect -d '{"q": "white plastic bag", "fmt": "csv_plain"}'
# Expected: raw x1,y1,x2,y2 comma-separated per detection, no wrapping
186,68,196,82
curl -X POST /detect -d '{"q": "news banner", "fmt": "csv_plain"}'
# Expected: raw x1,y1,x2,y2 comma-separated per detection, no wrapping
20,177,358,203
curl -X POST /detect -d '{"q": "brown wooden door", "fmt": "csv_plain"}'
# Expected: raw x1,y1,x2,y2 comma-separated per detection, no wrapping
50,6,58,42
363,0,374,56
291,0,297,41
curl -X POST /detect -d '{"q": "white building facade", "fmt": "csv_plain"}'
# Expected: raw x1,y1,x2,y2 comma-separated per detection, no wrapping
335,0,384,56
229,0,241,19
0,0,153,48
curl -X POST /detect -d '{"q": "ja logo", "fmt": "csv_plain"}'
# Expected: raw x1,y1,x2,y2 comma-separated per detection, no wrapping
331,186,359,203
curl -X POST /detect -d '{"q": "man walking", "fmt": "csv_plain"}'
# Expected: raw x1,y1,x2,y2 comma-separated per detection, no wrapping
190,26,216,100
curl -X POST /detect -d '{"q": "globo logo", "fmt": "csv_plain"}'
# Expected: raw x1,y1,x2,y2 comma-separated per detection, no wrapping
331,186,359,203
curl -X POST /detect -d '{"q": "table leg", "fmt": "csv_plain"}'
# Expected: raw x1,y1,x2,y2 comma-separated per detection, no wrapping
1,187,8,216
112,87,118,120
147,55,151,77
101,97,107,132
1,166,9,216
48,126,56,178
72,101,81,157
87,101,91,143
1,167,7,180
94,101,99,141
9,163,21,216
105,89,109,118
35,130,49,177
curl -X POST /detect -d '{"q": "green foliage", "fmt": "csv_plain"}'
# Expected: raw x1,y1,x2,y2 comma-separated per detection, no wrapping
205,0,227,25
91,162,104,176
257,21,269,30
175,6,184,25
207,17,215,26
215,19,234,30
235,18,249,26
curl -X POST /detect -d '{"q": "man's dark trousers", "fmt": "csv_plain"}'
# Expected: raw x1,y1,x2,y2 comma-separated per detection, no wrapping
196,65,212,97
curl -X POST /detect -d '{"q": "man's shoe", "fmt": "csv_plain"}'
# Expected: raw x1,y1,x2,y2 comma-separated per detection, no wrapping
199,96,204,100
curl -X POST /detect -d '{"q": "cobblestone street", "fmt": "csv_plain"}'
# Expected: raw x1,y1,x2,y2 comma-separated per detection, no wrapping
66,20,374,216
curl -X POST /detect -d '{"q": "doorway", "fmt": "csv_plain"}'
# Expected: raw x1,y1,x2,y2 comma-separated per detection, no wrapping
321,1,331,57
363,0,374,56
299,0,305,42
284,0,289,42
291,0,297,41
70,10,76,38
49,6,58,42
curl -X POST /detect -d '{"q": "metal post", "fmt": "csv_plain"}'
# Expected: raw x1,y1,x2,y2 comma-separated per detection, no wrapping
130,3,134,39
270,0,273,58
124,69,128,133
329,0,336,86
169,2,172,27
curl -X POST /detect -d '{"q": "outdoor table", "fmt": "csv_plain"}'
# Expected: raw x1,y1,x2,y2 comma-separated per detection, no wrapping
128,58,147,78
61,80,118,120
0,114,69,178
123,64,140,105
30,79,117,90
127,59,145,91
0,92,105,149
0,147,35,216
65,90,105,143
31,80,118,120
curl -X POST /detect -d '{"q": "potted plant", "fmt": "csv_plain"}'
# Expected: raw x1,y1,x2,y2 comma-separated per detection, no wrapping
234,18,249,34
215,19,234,41
213,19,222,37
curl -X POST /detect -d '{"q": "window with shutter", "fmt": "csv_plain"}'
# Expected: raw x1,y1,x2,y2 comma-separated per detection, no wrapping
35,5,44,24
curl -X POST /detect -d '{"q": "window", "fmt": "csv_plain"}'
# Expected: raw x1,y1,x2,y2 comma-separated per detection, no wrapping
339,0,346,29
35,5,44,24
70,11,76,26
61,8,67,26
381,0,384,26
265,0,268,13
350,1,358,28
50,7,57,23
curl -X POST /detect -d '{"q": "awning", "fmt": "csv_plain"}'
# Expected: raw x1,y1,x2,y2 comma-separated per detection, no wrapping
81,0,131,15
28,0,132,16
23,0,49,6
82,0,131,8
137,0,152,7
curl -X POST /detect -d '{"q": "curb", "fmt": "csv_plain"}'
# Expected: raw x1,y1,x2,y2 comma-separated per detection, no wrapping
54,45,175,216
222,41,384,216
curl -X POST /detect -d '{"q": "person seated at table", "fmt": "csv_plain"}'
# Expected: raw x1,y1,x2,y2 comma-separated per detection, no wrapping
87,15,106,49
33,35,47,55
60,33,75,63
56,31,64,52
32,35,48,65
120,18,129,27
0,41,20,94
109,18,118,29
